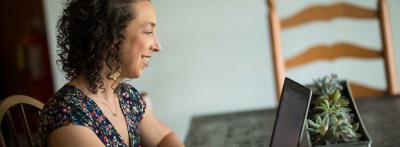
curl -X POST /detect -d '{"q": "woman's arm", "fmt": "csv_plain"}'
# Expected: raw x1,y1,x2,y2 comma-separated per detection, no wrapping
48,125,105,147
139,96,184,147
157,132,184,147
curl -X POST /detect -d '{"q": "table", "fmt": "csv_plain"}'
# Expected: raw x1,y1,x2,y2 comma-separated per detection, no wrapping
184,95,400,147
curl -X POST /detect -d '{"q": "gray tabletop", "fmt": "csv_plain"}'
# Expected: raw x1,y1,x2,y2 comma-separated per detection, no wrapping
184,96,400,147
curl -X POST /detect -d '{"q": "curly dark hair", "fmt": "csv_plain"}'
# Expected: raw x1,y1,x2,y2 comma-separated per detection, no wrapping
57,0,149,94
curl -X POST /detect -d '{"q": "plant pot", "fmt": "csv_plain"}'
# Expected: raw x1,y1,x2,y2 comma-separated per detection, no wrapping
300,80,372,147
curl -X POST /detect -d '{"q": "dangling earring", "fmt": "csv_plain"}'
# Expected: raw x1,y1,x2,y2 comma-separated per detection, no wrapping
109,68,122,84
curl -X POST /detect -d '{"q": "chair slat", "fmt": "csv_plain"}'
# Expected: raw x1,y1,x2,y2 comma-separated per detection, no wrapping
20,104,34,147
281,3,377,29
285,43,382,68
0,132,6,147
349,82,386,98
6,111,19,147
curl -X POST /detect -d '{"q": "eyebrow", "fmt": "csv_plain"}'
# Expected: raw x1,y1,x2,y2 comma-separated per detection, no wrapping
145,22,156,28
139,21,156,30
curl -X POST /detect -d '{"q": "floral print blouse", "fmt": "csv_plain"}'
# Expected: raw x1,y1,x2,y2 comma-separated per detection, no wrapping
39,83,146,147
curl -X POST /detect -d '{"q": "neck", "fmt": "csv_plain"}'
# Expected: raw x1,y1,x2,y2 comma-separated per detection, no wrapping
69,74,119,102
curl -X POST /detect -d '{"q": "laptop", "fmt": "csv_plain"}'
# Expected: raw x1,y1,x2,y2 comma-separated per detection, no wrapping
269,77,312,147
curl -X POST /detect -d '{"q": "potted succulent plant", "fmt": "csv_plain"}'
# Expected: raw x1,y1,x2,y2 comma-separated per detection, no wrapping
302,74,372,147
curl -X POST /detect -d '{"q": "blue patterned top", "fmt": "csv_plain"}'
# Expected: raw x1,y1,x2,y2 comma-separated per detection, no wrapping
39,83,146,147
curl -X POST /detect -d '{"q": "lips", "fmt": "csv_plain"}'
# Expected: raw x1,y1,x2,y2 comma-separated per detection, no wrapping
142,55,151,67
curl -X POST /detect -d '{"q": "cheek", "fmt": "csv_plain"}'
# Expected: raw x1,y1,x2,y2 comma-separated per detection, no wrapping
136,36,151,51
121,37,149,72
130,39,149,59
123,36,145,59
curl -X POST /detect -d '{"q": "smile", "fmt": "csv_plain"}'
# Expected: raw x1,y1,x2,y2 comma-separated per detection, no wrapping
142,55,151,67
142,55,151,60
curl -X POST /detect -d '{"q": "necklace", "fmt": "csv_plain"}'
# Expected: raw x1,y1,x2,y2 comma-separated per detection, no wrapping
100,97,119,117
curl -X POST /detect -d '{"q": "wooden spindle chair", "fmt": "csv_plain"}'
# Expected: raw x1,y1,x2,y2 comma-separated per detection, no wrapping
0,95,44,147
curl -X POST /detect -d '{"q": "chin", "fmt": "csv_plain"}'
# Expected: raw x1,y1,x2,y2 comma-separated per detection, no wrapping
132,75,140,78
123,71,141,79
132,71,141,78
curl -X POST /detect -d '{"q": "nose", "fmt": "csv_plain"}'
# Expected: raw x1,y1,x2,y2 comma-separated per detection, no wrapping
151,34,162,52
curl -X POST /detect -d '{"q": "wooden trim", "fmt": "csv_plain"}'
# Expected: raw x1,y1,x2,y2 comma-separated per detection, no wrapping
378,0,398,95
281,3,377,29
0,95,44,125
349,82,385,98
268,0,285,100
285,43,382,68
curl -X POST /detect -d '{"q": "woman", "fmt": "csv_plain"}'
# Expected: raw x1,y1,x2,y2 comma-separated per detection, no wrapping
39,0,184,146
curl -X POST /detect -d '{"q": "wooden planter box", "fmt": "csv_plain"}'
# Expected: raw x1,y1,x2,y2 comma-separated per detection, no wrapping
300,81,372,147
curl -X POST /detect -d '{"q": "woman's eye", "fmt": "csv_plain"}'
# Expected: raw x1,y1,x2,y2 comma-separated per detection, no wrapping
145,32,154,35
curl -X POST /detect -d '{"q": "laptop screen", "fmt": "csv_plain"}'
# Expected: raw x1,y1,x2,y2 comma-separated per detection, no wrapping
269,78,312,147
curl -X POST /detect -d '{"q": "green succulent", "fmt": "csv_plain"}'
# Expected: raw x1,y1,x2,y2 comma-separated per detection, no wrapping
307,75,361,145
307,113,330,136
311,74,342,96
325,114,360,144
314,90,351,120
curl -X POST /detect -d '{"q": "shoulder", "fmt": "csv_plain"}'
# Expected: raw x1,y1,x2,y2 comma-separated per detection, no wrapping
47,125,104,147
41,85,93,126
118,82,140,98
43,85,86,109
40,85,94,145
118,82,146,119
118,82,144,106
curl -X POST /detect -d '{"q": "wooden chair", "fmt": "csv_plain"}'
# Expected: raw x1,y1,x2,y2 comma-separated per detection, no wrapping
267,0,398,100
0,95,44,147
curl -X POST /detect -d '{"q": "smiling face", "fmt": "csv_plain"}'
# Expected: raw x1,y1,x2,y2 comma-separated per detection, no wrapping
120,1,161,79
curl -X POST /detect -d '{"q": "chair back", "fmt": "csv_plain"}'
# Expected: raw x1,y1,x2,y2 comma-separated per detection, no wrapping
0,95,44,147
267,0,398,99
